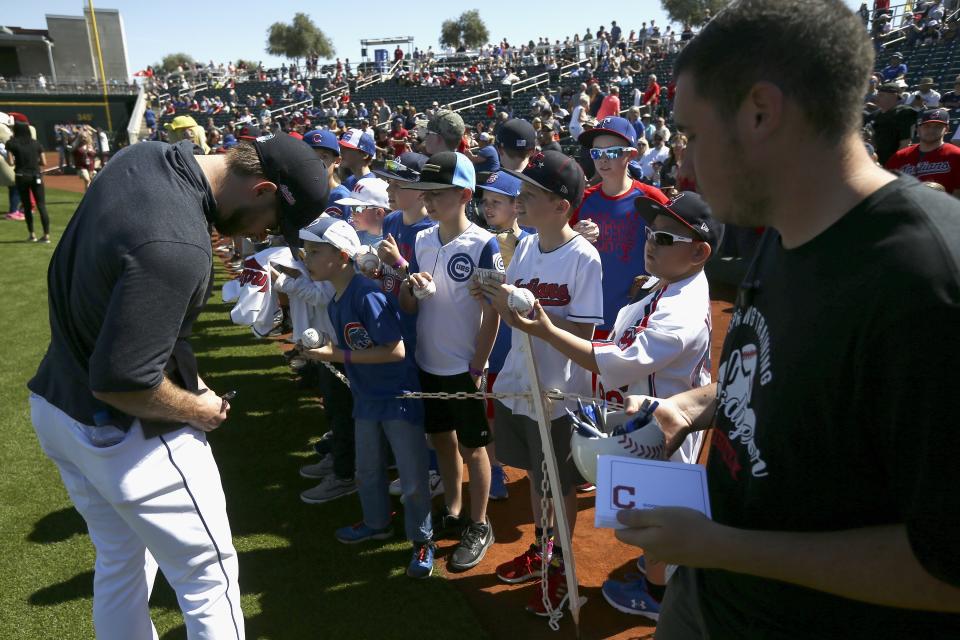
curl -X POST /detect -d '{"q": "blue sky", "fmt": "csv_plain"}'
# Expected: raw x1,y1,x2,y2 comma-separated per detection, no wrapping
7,1,864,76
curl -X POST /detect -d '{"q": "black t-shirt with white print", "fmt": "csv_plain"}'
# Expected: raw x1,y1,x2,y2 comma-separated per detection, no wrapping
697,176,960,638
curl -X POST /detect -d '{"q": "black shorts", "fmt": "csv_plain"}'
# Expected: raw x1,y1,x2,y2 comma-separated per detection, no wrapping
420,371,491,448
493,401,582,496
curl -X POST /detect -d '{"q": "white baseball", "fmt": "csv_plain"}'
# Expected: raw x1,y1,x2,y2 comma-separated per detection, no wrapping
357,250,381,275
507,287,536,314
413,279,436,299
301,328,321,348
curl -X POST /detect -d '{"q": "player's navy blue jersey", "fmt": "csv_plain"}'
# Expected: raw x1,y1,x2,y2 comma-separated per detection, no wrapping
327,275,423,423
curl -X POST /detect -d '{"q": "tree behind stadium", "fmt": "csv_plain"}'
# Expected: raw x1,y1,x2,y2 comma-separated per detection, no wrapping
266,13,335,69
662,0,732,26
440,10,490,50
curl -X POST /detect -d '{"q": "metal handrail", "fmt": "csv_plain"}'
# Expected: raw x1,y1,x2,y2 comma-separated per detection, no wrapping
443,89,501,114
510,71,551,96
270,97,314,118
317,83,349,105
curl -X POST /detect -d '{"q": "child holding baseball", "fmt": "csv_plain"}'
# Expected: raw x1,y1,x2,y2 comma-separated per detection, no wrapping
474,151,604,616
506,191,720,619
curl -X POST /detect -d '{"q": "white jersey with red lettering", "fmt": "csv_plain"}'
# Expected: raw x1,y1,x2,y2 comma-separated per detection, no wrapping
593,270,712,463
493,233,604,420
229,247,317,340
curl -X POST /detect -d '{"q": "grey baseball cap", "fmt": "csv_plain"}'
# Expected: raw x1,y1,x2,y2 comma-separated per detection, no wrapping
427,109,465,145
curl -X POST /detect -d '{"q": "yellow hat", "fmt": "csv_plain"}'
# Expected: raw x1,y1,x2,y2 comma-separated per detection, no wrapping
165,115,199,131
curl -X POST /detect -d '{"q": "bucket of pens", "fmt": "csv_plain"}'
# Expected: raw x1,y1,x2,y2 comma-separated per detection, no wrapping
568,398,667,485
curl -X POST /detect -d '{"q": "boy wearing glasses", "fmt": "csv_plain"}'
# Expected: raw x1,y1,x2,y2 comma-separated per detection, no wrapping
474,151,604,616
398,152,502,572
508,191,719,620
572,116,669,337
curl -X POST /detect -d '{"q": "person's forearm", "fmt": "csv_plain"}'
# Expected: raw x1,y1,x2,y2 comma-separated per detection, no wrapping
670,382,718,430
712,523,960,612
93,377,204,424
543,323,601,374
472,310,499,370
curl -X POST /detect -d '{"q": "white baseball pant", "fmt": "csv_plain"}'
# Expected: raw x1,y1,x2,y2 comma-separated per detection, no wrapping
30,394,245,640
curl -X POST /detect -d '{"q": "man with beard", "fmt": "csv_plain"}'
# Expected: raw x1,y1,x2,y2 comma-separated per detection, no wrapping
614,0,960,638
27,133,328,640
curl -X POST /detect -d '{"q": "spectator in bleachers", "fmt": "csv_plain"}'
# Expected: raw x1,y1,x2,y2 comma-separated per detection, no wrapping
867,83,917,163
941,75,960,115
641,74,661,111
537,126,562,153
913,77,942,107
587,83,605,117
887,107,960,194
570,96,591,142
640,112,656,143
596,85,622,120
465,132,500,172
424,110,466,154
880,52,907,84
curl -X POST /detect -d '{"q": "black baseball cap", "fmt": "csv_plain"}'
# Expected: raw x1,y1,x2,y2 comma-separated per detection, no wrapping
878,83,902,95
920,108,950,125
634,191,721,252
505,151,585,208
371,152,429,182
496,118,537,152
251,132,331,248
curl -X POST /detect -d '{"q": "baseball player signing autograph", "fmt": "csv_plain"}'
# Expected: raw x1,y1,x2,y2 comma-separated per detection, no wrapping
27,133,328,639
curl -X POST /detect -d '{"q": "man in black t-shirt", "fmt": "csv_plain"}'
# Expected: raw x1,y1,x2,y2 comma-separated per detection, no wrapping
866,83,917,164
28,134,328,638
614,2,960,639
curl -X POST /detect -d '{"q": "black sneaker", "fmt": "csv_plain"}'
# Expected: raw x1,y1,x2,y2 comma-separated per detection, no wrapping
433,506,467,540
448,519,494,571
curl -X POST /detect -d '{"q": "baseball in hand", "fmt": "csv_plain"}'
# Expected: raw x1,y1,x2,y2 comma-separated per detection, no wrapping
507,287,536,314
356,248,381,276
413,279,437,299
301,328,321,348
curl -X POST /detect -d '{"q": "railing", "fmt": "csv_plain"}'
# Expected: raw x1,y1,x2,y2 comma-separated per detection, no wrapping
0,77,138,95
317,83,350,106
559,58,590,79
509,71,551,96
270,97,314,118
354,73,382,92
442,89,501,114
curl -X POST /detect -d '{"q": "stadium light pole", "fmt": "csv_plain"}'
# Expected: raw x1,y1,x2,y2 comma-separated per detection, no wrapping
87,0,113,131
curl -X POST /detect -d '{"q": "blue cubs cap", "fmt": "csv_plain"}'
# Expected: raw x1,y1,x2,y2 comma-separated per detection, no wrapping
577,115,638,148
401,151,475,191
339,128,375,156
371,152,428,182
478,170,521,198
303,129,340,155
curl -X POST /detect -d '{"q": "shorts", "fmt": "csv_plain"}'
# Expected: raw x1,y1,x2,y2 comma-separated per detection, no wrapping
420,371,491,448
493,401,582,496
79,168,92,182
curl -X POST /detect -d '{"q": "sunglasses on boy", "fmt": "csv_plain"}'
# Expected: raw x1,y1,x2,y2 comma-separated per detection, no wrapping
589,146,634,160
645,226,696,247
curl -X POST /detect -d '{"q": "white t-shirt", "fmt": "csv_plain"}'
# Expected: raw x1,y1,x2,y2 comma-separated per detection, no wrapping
639,146,670,179
410,223,503,376
493,234,604,420
570,105,586,141
593,271,712,463
230,246,320,340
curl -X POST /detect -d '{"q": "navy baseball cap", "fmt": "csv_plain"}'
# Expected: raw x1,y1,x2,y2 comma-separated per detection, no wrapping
401,151,476,191
920,108,950,125
478,170,522,198
578,115,638,148
222,134,238,149
251,132,331,248
505,151,585,207
371,152,428,182
634,191,721,252
339,128,376,156
303,129,340,155
496,119,537,152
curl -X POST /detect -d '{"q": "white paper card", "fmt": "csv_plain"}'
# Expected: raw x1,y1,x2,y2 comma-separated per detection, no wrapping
594,455,712,529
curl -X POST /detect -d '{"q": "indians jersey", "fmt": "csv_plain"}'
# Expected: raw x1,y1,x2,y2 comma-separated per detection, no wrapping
571,181,669,332
884,142,960,193
229,247,312,339
493,234,604,420
593,271,712,463
410,223,503,375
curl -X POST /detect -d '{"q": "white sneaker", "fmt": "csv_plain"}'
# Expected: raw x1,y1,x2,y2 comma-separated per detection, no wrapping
398,471,445,504
300,476,357,504
300,454,334,479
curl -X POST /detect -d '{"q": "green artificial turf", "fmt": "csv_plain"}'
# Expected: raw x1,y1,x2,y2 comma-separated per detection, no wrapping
0,189,487,639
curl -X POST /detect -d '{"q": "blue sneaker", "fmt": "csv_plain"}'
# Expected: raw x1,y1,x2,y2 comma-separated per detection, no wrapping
335,521,393,544
635,555,647,575
601,575,660,621
407,541,435,578
489,465,509,501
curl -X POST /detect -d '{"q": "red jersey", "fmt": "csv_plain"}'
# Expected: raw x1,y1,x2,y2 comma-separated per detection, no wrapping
885,142,960,193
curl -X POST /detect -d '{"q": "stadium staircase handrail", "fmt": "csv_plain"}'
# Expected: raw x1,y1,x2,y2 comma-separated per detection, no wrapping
317,83,350,106
270,97,314,118
510,71,551,96
442,89,501,113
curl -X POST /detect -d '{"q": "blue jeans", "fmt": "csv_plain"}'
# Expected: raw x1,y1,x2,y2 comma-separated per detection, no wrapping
354,418,432,543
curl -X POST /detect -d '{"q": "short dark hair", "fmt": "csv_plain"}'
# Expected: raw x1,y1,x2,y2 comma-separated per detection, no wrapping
225,141,266,179
674,0,874,140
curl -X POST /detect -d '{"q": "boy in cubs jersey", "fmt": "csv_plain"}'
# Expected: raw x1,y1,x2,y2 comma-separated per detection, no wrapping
475,151,603,616
508,191,719,620
399,152,502,572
